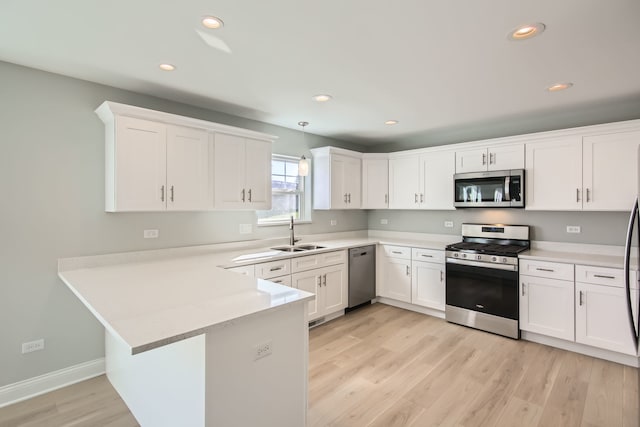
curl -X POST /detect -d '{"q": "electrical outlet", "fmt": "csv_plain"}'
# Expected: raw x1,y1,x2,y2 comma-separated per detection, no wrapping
380,219,388,225
239,224,252,234
143,229,159,239
566,226,581,234
22,339,45,354
330,219,337,226
254,341,272,360
444,221,454,228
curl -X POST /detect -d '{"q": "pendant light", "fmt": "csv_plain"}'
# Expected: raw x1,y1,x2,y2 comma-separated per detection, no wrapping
298,121,309,177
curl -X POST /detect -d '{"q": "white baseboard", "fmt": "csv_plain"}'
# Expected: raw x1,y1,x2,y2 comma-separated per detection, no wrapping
0,358,105,408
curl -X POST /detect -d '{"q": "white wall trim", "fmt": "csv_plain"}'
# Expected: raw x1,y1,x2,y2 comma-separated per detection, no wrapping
0,358,105,408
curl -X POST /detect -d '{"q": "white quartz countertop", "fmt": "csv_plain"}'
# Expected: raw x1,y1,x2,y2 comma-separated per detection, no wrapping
519,249,630,269
59,254,314,355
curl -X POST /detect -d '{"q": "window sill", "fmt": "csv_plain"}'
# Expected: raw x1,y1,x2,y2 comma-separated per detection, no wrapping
257,220,312,228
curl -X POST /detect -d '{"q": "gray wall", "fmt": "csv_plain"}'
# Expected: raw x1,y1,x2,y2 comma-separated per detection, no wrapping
0,59,635,388
0,61,367,387
368,209,630,246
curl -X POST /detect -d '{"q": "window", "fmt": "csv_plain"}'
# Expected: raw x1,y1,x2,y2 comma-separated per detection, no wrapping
257,155,310,224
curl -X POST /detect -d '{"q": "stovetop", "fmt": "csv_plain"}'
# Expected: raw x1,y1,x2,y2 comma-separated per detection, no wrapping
445,241,529,257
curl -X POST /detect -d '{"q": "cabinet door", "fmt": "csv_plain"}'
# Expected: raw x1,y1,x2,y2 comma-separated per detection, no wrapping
214,133,246,209
519,275,575,341
244,138,272,209
343,156,362,208
113,116,167,211
575,282,638,355
455,148,487,173
421,150,455,210
583,131,640,211
389,156,420,209
379,257,412,303
329,155,348,209
166,125,212,211
488,144,524,171
525,136,583,210
362,158,389,209
411,260,445,310
321,265,348,315
292,271,321,320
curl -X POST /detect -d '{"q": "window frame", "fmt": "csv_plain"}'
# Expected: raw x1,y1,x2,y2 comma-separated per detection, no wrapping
257,154,312,226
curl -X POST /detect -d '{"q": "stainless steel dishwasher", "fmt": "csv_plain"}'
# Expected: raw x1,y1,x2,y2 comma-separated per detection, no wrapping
348,245,376,310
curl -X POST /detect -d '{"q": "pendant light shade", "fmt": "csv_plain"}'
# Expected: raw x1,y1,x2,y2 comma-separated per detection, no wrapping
298,121,310,177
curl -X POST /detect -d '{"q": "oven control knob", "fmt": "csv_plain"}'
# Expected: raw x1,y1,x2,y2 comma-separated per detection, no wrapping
462,253,467,258
454,253,459,258
477,255,482,260
491,256,497,262
502,258,507,263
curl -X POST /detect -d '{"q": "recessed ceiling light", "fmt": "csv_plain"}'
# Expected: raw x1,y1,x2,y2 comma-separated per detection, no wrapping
385,120,399,125
312,94,333,102
547,82,574,92
202,16,224,29
508,23,546,40
159,63,176,71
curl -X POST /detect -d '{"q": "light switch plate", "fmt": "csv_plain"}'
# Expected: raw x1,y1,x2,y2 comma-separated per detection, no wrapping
330,220,337,226
566,226,581,233
143,229,159,239
380,219,388,225
239,224,252,234
444,221,454,228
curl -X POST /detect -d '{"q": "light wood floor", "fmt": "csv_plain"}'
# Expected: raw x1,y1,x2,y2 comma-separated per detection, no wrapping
1,303,638,426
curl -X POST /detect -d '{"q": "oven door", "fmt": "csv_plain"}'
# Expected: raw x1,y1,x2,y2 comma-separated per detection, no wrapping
445,258,518,320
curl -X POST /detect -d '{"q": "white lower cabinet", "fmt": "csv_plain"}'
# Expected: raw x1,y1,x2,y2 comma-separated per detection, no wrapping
379,245,445,311
519,275,575,341
292,264,347,322
379,246,412,303
411,248,445,311
575,265,639,355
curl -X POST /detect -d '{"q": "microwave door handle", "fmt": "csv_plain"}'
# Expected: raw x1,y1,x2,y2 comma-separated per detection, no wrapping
504,176,511,201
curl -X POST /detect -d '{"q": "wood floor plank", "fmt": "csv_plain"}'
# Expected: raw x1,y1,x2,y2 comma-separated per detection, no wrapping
493,397,543,427
581,358,624,427
622,365,640,427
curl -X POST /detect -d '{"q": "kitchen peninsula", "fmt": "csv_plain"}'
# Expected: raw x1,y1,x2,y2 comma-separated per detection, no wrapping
58,251,314,427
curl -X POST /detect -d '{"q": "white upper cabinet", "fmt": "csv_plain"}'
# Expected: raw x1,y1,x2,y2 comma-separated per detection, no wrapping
389,155,421,209
455,144,524,173
582,131,640,211
166,125,213,211
525,136,583,210
311,147,362,210
389,149,455,210
526,130,640,211
361,155,389,209
214,133,272,210
96,101,276,212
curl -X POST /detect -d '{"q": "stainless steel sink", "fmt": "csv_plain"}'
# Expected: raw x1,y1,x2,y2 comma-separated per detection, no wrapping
271,246,306,252
295,244,326,250
271,244,326,252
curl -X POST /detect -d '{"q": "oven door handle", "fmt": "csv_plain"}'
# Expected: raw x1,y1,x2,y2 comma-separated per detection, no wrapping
446,257,518,272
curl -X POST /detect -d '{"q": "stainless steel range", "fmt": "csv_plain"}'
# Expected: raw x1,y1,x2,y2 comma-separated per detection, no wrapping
445,223,530,339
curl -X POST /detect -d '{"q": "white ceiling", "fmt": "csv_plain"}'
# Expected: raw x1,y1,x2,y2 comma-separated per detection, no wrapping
1,0,639,146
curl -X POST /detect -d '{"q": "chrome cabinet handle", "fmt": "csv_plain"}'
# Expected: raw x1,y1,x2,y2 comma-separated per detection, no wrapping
415,193,418,203
489,152,495,165
317,276,321,287
348,193,351,203
440,271,443,282
420,193,424,203
170,185,174,202
406,265,410,276
273,280,283,284
344,193,348,203
385,194,388,204
536,268,555,272
161,185,165,202
391,251,402,254
576,188,580,202
421,254,433,258
248,189,252,202
522,283,526,296
579,290,584,306
593,274,615,279
323,274,327,286
270,266,283,271
241,189,246,202
482,153,487,165
586,188,590,203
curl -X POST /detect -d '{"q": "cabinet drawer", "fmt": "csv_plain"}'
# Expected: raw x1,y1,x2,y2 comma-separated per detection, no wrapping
383,245,411,260
255,259,291,279
412,248,445,263
266,274,292,287
575,265,638,289
519,259,574,281
226,265,255,276
291,250,346,273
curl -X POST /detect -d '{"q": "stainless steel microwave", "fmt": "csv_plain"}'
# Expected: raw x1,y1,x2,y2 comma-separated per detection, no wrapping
454,169,525,208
